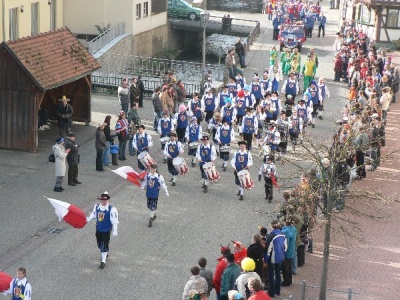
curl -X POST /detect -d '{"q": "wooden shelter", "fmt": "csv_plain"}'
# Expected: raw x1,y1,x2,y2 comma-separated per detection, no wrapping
0,27,101,152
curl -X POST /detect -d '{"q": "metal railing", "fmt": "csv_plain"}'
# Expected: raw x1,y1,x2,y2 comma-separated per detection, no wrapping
94,55,222,84
91,73,200,98
88,22,126,54
297,280,360,300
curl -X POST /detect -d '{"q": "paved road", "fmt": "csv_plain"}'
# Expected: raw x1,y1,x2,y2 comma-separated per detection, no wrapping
0,3,349,299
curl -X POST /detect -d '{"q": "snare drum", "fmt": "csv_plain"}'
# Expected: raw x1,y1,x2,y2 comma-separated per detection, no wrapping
188,142,199,150
220,145,231,153
160,137,170,145
202,162,220,182
138,151,156,169
237,170,254,190
173,157,189,175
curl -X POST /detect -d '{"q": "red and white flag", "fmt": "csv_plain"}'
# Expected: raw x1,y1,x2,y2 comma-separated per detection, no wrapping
0,271,12,292
45,197,87,229
111,166,147,187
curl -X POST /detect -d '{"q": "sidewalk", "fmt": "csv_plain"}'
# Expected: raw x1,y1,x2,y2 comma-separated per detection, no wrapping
282,76,400,299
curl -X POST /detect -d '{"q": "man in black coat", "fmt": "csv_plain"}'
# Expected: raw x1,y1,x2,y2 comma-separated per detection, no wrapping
65,132,81,186
56,95,73,137
137,75,146,107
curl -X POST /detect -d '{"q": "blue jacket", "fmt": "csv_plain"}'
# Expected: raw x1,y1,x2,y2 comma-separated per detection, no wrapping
265,229,286,264
281,225,297,259
273,17,282,29
319,15,326,26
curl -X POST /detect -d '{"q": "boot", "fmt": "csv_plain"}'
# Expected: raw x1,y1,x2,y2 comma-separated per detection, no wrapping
54,187,63,192
68,174,76,186
112,154,118,165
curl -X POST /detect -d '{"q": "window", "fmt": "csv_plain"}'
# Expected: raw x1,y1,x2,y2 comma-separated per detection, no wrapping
50,0,56,30
31,2,39,35
358,4,374,25
9,8,18,40
136,3,142,19
144,2,149,17
387,9,400,28
151,0,167,14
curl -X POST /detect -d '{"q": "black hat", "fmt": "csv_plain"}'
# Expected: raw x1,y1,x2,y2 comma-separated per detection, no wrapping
238,141,247,146
259,226,268,236
97,191,110,200
246,107,253,112
200,135,209,141
281,111,287,114
67,132,76,138
136,124,145,129
169,132,177,137
272,91,279,96
299,98,305,103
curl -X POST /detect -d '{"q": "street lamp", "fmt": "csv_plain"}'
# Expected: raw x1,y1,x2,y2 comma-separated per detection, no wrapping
200,11,210,76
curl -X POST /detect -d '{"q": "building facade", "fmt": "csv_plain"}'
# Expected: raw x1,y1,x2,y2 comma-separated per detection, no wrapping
0,0,63,42
340,0,400,43
63,0,168,57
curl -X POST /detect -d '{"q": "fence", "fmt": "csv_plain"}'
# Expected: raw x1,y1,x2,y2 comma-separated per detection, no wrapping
297,280,359,300
91,73,200,98
88,22,126,54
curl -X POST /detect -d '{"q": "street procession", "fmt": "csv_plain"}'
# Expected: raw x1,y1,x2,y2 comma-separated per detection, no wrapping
0,0,399,299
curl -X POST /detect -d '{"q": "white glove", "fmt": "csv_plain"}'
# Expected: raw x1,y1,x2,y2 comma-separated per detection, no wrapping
112,231,118,237
166,191,170,197
86,217,91,223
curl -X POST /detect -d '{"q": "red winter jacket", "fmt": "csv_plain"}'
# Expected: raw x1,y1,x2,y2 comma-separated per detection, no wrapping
213,259,228,292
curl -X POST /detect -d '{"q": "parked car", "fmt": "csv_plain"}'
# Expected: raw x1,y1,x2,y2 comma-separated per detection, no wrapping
167,0,204,20
278,24,306,52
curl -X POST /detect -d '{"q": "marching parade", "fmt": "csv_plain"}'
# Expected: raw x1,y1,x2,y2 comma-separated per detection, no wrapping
1,0,400,299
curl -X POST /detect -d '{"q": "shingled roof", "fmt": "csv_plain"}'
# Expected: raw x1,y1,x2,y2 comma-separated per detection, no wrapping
2,27,101,91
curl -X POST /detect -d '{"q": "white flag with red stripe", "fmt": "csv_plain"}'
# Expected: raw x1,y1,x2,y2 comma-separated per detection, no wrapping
45,197,87,228
111,166,148,187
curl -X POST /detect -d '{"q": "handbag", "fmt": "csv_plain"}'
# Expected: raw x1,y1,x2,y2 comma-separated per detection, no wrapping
48,153,55,163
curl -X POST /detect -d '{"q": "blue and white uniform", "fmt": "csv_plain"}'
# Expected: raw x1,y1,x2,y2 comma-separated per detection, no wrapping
158,117,174,150
215,124,235,165
163,139,184,182
132,132,153,170
196,142,217,186
230,148,253,196
141,172,168,220
3,277,32,300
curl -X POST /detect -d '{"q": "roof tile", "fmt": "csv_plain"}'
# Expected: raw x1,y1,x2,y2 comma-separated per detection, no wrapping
5,27,101,90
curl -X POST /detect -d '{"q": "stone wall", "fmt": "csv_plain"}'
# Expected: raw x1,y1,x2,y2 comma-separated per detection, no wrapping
134,24,169,57
96,34,134,74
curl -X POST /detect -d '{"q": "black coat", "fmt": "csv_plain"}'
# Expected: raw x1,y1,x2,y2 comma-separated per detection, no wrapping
56,103,73,126
65,138,79,166
247,242,264,276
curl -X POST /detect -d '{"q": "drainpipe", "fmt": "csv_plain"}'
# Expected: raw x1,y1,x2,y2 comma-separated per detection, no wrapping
2,0,5,41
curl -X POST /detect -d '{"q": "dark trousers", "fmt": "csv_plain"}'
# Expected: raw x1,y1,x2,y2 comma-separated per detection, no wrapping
265,180,273,200
268,261,282,297
68,164,79,183
334,71,341,82
176,127,186,143
306,27,312,38
96,231,110,252
356,150,366,178
297,245,305,267
96,149,104,171
242,133,253,150
58,122,70,137
318,25,325,37
281,258,293,286
273,28,279,40
118,139,127,159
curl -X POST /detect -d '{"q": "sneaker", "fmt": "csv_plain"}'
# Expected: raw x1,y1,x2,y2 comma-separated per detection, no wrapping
54,187,63,192
59,186,65,191
38,126,45,131
99,262,105,269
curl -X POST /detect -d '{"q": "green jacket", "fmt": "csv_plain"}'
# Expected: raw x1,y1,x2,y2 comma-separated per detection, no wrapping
220,263,241,296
